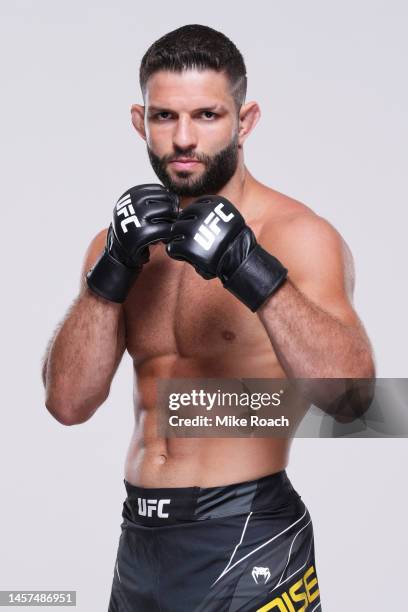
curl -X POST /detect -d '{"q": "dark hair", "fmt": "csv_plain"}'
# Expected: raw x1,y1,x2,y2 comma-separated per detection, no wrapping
139,24,247,108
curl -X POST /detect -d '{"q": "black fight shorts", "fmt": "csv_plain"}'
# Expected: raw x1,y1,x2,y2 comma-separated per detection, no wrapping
108,470,321,611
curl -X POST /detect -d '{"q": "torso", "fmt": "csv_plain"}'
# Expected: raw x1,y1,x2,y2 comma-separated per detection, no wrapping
122,178,313,487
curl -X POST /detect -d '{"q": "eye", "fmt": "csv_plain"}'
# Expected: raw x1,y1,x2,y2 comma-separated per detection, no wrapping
201,111,217,120
153,111,172,121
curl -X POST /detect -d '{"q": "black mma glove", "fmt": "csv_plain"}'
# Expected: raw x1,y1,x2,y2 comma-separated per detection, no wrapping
166,195,287,312
87,184,178,303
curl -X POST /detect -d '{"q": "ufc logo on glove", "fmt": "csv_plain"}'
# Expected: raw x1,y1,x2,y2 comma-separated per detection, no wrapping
116,192,141,233
193,203,235,250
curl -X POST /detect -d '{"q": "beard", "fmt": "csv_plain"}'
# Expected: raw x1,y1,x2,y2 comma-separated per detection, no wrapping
147,135,239,197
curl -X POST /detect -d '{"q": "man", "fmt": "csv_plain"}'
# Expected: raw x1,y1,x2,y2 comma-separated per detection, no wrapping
42,24,374,611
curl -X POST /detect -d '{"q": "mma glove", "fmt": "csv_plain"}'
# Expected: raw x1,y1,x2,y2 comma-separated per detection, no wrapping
87,184,178,303
166,195,287,312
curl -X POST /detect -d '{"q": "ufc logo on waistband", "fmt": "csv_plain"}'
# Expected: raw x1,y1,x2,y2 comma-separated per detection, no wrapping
116,193,141,233
137,498,171,518
193,203,234,251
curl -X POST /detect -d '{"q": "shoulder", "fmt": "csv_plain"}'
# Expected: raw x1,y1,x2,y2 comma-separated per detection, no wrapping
253,187,355,299
253,183,346,252
266,207,342,250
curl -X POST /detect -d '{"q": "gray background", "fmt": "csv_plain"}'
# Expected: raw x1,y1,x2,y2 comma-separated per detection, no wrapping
1,0,407,609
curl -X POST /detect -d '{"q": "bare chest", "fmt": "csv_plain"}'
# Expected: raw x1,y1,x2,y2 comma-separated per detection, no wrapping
123,246,270,364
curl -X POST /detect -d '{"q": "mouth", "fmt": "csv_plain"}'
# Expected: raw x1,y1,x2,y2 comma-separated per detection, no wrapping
168,159,202,171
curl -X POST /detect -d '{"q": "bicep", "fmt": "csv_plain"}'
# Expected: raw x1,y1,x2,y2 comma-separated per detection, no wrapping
264,216,360,328
296,237,357,325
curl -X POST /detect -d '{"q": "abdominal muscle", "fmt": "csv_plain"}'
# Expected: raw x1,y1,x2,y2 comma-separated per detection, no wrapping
124,353,293,488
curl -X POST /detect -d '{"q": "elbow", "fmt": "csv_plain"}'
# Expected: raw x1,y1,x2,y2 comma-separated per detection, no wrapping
326,369,376,423
44,397,82,426
363,359,376,381
353,351,376,381
46,404,82,426
45,388,109,426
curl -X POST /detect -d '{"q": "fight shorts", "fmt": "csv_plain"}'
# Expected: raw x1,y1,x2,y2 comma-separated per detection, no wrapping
108,470,321,611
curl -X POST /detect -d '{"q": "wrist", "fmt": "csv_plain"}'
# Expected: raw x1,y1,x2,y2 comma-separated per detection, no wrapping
86,249,141,303
82,286,123,309
225,244,287,311
217,227,288,312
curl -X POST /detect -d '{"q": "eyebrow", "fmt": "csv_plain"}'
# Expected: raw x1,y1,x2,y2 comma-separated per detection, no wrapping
147,104,227,113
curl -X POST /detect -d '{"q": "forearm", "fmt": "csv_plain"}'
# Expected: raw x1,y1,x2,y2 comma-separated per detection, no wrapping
42,184,178,424
43,288,124,425
258,280,374,379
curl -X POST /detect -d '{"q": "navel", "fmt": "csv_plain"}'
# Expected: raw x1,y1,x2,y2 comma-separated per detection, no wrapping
222,330,236,342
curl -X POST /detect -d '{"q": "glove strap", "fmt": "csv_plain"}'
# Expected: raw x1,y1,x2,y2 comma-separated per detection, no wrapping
86,250,140,303
223,245,288,312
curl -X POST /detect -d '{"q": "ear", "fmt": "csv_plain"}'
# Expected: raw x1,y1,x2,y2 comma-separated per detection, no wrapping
131,104,146,140
238,101,261,146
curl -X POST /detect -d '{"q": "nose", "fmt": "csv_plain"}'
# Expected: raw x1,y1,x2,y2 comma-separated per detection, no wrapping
172,114,198,151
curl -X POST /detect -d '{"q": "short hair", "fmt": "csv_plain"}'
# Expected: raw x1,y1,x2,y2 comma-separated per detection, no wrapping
139,24,247,108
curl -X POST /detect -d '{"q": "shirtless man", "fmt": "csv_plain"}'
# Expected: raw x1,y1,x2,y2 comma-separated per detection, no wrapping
43,24,374,611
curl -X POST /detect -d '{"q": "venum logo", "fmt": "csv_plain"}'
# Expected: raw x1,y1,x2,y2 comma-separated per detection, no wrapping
116,193,141,233
137,498,171,518
252,566,271,584
257,565,320,612
194,203,235,251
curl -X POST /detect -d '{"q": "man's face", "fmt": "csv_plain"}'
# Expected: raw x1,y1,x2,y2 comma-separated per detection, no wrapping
143,69,240,196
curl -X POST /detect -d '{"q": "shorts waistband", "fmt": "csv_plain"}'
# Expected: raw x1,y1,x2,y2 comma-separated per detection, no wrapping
122,470,300,526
